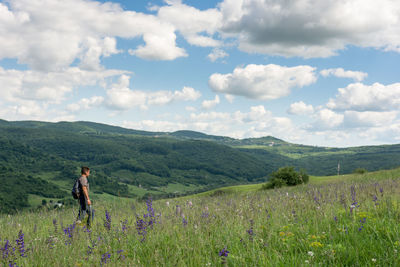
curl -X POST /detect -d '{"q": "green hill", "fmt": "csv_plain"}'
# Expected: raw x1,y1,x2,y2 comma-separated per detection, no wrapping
0,121,271,213
1,119,400,213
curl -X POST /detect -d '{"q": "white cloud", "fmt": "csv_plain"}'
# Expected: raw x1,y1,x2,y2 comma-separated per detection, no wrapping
202,95,220,109
209,64,317,100
224,94,235,103
327,82,400,111
122,103,400,147
123,119,188,132
172,86,202,101
311,109,344,130
343,110,398,128
79,37,120,70
0,66,125,104
320,68,368,82
0,0,188,71
207,48,229,62
218,0,400,58
157,1,222,47
106,75,201,110
287,101,314,115
147,87,201,105
123,105,298,140
67,96,104,113
185,106,196,112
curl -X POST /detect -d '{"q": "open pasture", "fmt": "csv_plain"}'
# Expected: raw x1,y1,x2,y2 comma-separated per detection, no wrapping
1,168,400,266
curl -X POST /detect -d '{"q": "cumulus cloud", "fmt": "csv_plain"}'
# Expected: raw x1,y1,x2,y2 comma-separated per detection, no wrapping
218,0,400,58
0,66,125,104
209,64,317,100
202,95,220,109
0,0,187,71
67,96,105,113
224,94,235,103
0,65,127,120
157,1,222,47
106,75,201,110
327,82,400,111
311,109,344,130
123,105,296,139
343,110,398,128
320,68,368,82
287,101,314,115
207,48,229,62
2,0,400,72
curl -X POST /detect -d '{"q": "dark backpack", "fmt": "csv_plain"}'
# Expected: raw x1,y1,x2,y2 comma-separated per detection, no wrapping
71,178,81,199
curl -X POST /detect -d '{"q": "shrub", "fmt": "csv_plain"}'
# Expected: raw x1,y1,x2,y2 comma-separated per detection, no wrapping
354,168,367,174
270,166,309,187
299,169,309,184
262,178,287,189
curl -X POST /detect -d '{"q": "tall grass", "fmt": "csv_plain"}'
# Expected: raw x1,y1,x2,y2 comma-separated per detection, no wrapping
1,169,400,266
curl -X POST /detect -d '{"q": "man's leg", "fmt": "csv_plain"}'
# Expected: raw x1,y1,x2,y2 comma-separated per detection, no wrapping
87,205,93,227
78,196,87,223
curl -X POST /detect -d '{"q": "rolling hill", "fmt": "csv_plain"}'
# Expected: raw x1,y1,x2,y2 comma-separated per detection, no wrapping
1,119,400,213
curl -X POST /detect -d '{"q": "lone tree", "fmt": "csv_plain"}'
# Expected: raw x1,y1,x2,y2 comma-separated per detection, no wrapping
264,166,309,189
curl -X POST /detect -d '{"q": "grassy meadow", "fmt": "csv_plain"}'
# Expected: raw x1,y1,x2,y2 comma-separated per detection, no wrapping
2,168,400,266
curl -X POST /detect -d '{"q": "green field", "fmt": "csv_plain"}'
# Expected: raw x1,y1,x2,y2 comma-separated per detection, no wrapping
1,167,400,266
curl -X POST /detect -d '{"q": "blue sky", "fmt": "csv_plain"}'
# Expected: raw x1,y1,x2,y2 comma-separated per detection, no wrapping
1,0,400,147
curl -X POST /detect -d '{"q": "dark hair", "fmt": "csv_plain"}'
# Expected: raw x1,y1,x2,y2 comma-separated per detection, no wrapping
81,166,90,175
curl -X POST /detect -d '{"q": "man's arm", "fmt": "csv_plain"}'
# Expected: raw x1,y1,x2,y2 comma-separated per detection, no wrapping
82,186,91,205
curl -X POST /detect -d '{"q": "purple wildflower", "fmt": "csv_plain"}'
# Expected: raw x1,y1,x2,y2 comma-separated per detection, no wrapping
219,247,229,266
117,249,125,261
136,217,147,242
219,247,229,257
247,220,254,241
87,245,94,255
372,195,379,205
313,196,320,206
201,212,209,218
121,219,128,233
15,230,26,257
2,239,11,259
63,223,76,245
82,226,91,233
350,185,360,214
182,217,188,226
104,210,111,231
1,240,16,266
359,217,367,231
144,198,156,228
101,252,111,265
265,209,271,219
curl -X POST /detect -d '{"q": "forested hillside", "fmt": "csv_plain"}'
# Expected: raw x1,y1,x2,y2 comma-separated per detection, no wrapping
0,121,270,213
1,119,400,213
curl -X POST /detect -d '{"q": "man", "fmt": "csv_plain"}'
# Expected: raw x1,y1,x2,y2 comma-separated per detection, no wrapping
77,166,93,227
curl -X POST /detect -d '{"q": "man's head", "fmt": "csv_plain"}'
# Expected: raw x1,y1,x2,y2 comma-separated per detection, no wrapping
81,166,90,176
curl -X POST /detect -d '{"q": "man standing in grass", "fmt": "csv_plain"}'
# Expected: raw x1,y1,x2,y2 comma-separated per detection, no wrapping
77,166,93,227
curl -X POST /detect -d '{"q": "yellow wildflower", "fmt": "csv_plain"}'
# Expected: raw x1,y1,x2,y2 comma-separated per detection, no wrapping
310,241,323,248
286,232,294,238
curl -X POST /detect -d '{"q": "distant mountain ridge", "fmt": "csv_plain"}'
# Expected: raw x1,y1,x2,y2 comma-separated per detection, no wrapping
0,119,286,145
